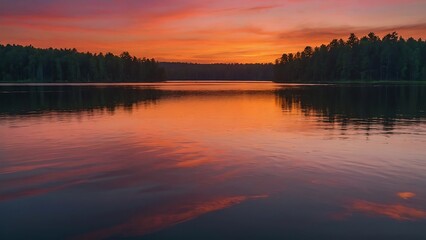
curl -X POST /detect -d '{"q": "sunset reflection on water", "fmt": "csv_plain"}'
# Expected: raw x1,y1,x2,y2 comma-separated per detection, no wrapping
1,83,426,239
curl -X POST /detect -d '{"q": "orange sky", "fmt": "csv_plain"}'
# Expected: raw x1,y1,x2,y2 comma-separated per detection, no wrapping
1,0,426,63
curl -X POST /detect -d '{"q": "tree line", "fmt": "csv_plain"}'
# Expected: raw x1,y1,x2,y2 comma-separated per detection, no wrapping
274,32,426,82
160,62,273,80
0,44,165,82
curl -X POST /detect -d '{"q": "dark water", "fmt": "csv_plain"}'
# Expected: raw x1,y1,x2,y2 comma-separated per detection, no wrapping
1,82,426,240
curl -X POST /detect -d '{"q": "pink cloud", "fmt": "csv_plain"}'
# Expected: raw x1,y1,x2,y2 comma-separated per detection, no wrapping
1,0,425,63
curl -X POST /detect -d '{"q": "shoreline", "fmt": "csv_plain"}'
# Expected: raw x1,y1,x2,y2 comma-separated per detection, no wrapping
0,80,425,86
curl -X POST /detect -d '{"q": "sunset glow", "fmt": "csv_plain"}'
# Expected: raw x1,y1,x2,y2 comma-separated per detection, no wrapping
1,0,426,63
2,83,426,239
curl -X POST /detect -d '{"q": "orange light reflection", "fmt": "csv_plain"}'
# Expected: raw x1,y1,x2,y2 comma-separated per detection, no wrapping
77,195,268,240
350,200,426,221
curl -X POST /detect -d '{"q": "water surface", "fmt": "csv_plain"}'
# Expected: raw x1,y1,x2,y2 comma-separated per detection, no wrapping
1,82,426,239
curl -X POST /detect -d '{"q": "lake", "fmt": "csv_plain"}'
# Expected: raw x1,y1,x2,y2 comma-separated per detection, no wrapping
1,82,426,239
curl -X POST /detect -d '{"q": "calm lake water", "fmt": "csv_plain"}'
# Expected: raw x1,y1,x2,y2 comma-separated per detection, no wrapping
1,82,426,239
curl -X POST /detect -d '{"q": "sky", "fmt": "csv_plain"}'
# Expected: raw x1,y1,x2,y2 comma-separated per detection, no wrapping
1,0,426,63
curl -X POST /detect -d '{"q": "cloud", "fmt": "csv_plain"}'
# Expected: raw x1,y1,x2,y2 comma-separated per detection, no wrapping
278,23,426,40
1,0,425,62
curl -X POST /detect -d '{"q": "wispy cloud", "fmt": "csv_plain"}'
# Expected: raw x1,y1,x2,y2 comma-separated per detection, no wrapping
1,0,425,63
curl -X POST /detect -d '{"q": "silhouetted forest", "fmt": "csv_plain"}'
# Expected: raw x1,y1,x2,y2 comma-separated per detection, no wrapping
3,32,426,83
160,62,273,80
0,44,165,82
275,32,426,82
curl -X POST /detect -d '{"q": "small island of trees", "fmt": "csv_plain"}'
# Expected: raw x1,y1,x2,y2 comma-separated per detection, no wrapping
0,44,165,82
274,32,426,82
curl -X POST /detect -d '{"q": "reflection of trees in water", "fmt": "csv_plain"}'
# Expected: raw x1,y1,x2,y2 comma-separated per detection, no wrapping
0,86,163,116
0,86,276,116
2,85,426,132
275,85,426,131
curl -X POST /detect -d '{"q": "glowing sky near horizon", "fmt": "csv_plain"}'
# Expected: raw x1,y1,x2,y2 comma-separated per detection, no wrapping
1,0,426,63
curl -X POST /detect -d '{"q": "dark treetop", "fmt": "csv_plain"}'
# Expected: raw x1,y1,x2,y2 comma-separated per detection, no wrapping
0,44,165,82
274,32,426,82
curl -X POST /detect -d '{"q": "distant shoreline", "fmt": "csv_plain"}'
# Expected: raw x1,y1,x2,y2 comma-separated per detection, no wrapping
1,80,425,86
